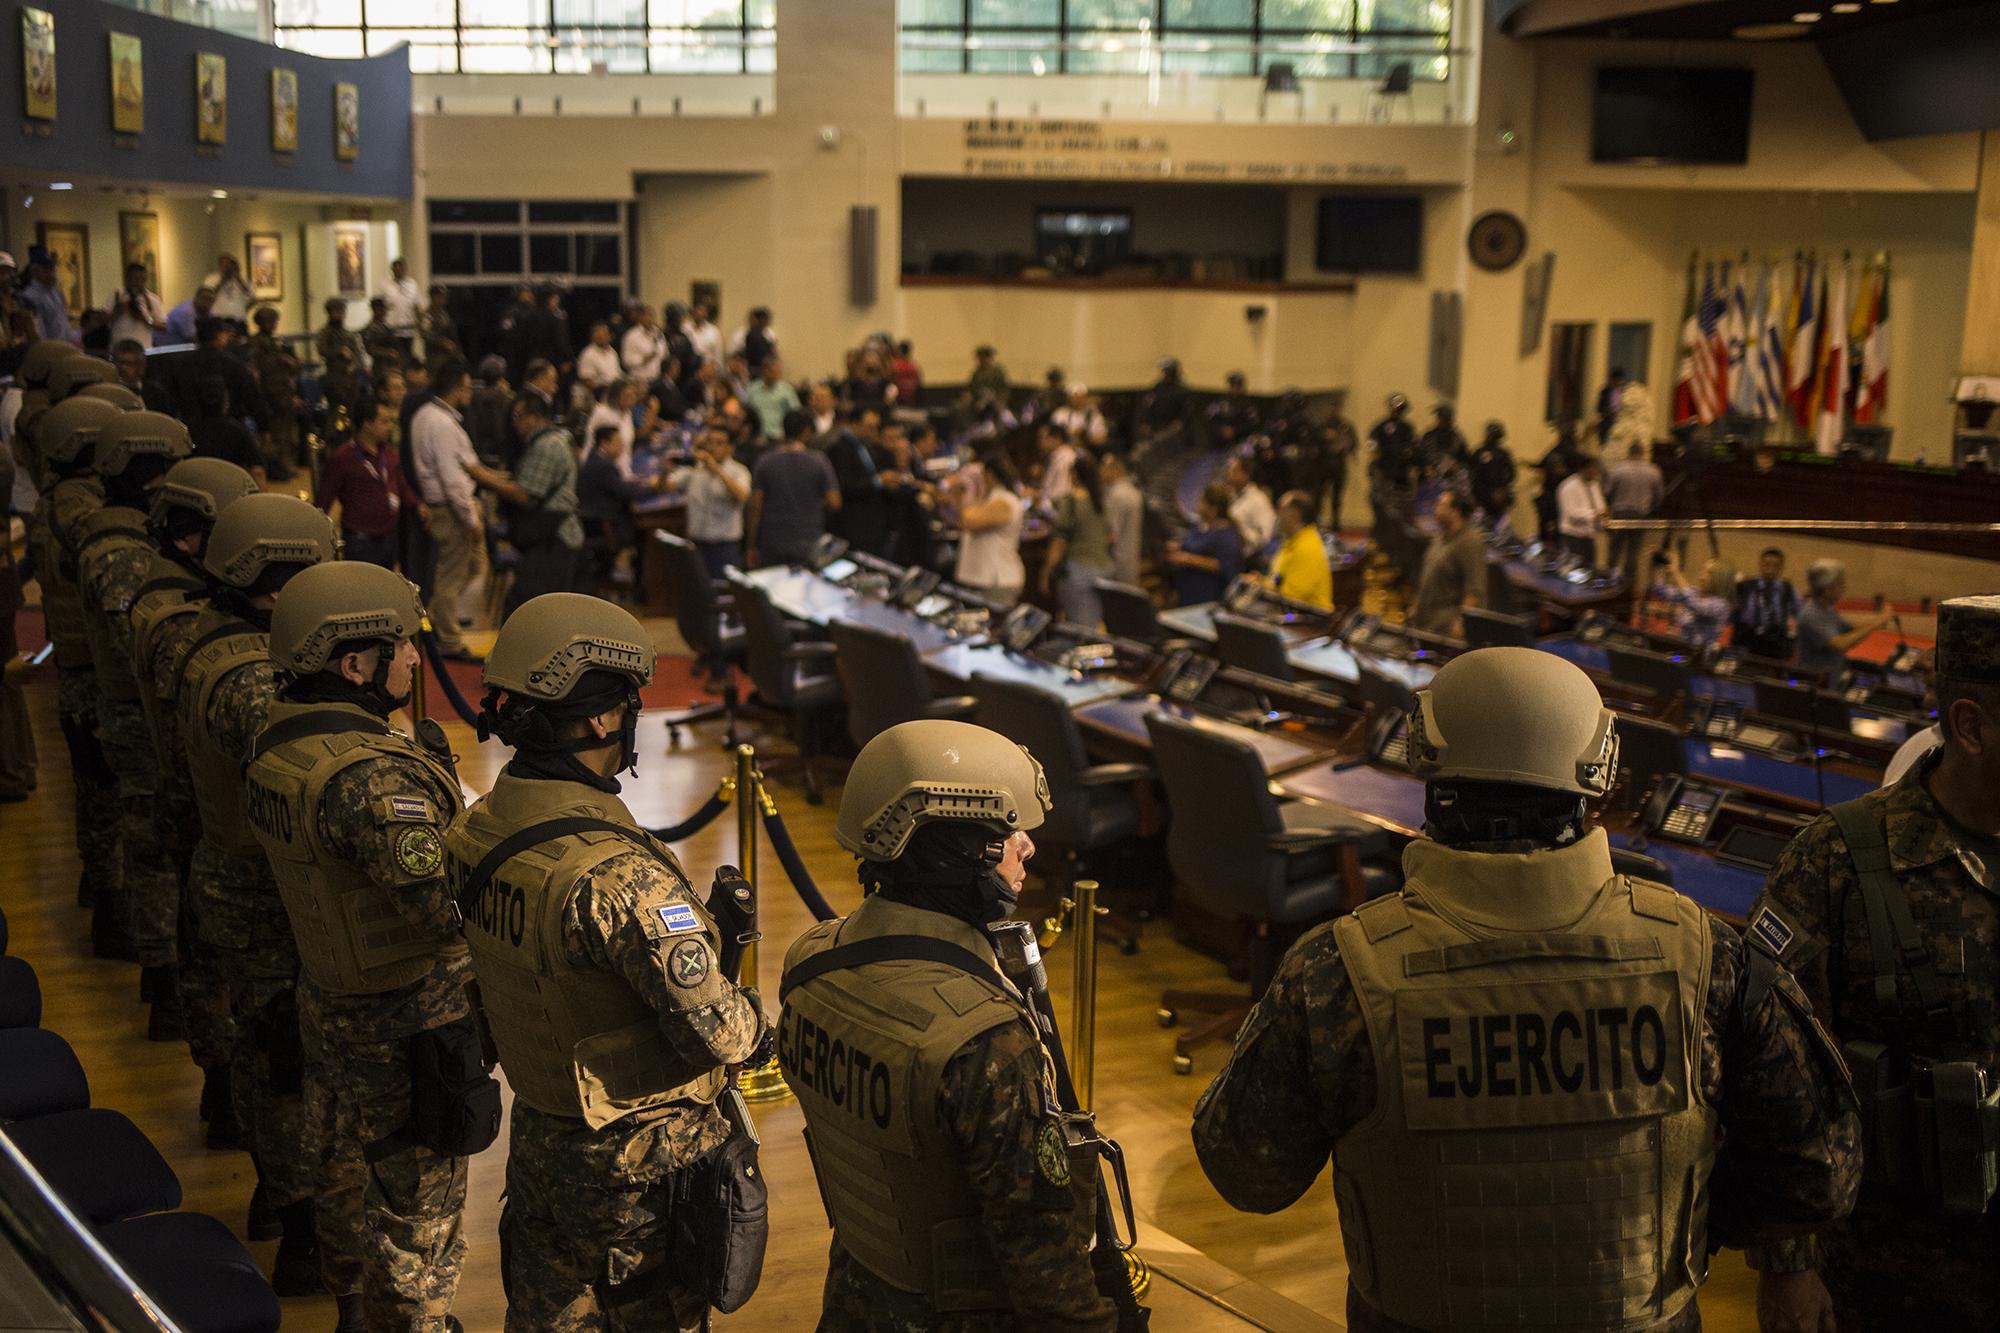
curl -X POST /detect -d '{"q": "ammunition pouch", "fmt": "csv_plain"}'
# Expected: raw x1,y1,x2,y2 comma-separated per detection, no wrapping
672,1087,769,1314
1845,1039,2000,1216
367,1014,502,1161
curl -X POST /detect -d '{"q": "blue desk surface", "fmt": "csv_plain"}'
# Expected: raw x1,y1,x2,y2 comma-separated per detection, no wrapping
1076,697,1323,774
1538,635,1757,708
1690,741,1872,807
1288,639,1438,692
929,643,1135,709
743,567,961,653
1158,603,1324,646
1608,835,1764,921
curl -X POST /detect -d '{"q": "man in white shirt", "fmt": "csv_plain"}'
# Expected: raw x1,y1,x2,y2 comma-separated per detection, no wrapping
1555,453,1609,567
620,304,666,384
1225,454,1277,556
106,262,167,348
687,301,725,370
377,256,422,356
200,253,255,324
1051,383,1109,449
408,362,506,660
1035,423,1077,510
576,322,622,392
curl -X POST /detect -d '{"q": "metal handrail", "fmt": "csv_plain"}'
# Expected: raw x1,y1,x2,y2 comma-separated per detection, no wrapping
1605,518,2000,535
0,1126,185,1333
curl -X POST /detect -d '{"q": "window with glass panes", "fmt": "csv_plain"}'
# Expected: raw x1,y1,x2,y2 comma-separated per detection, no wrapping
899,0,1452,80
271,0,774,74
427,200,628,363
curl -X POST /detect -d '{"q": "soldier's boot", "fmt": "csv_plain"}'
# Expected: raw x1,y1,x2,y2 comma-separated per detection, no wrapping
145,966,185,1043
246,1180,282,1240
269,1200,327,1298
202,1067,246,1150
332,1293,366,1333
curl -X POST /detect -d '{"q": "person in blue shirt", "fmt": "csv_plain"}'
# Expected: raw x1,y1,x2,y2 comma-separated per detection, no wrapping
18,247,70,341
1164,481,1243,606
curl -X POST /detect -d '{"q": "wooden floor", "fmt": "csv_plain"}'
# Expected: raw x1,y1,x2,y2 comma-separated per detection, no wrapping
0,617,1763,1332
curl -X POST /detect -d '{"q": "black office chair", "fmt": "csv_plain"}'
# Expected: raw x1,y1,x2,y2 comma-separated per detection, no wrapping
1611,846,1675,887
833,622,976,750
971,673,1152,954
655,532,746,748
1459,606,1536,648
1097,580,1164,644
728,572,845,804
1145,712,1400,1074
1213,611,1293,682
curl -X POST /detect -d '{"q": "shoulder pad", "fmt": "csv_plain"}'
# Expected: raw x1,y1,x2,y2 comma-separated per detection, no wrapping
1353,894,1411,943
1630,880,1681,924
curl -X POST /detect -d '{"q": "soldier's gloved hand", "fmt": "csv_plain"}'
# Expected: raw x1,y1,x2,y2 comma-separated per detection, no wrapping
1756,1270,1837,1333
738,986,779,1070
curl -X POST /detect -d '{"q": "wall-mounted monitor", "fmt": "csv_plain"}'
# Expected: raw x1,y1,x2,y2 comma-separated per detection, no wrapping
1592,66,1755,166
1314,195,1424,275
1034,208,1134,275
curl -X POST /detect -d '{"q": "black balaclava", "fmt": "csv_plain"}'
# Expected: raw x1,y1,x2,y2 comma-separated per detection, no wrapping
281,637,407,717
1425,778,1588,855
103,454,175,511
209,561,314,632
151,505,213,575
481,667,642,793
860,820,1018,929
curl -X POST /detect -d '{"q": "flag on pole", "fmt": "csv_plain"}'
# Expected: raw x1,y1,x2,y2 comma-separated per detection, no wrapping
1726,263,1754,416
1702,265,1730,419
1672,261,1700,426
1856,263,1890,423
1755,261,1788,422
1789,259,1821,432
1848,265,1875,418
1815,262,1850,454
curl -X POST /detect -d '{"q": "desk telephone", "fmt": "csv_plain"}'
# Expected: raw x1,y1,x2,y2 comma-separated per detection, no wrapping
996,604,1052,654
1153,649,1219,705
1641,774,1723,844
1694,700,1798,760
1369,708,1415,771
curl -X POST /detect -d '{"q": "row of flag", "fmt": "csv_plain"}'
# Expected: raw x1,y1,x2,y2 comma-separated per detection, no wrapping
1672,254,1890,453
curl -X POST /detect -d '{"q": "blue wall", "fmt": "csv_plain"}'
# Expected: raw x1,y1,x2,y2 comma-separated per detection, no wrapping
4,0,410,198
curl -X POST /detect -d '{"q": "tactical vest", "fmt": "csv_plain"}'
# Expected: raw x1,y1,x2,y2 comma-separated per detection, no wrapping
32,476,104,669
779,896,1035,1311
1332,832,1718,1332
245,700,467,995
129,563,205,743
179,607,271,858
76,508,151,704
447,774,727,1128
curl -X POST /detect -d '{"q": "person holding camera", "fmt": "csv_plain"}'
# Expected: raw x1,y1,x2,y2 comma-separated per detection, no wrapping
107,262,167,349
662,423,749,579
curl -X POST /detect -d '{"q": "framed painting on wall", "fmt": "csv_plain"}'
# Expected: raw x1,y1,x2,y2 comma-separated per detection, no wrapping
109,32,144,134
271,68,298,153
246,232,283,301
22,7,56,122
333,83,359,161
120,211,161,293
37,223,89,318
196,52,227,145
334,224,367,297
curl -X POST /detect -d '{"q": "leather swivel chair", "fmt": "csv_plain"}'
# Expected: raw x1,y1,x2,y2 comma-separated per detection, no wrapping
1097,580,1164,645
728,572,845,804
1213,611,1294,682
832,622,976,750
655,532,747,747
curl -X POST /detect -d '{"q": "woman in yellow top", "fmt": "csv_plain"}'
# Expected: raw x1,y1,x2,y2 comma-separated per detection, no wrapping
1264,489,1334,609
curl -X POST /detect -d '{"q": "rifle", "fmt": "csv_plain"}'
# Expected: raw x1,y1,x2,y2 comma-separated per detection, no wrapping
987,920,1151,1332
709,864,759,982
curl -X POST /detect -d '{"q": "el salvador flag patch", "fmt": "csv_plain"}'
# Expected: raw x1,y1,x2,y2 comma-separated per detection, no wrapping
659,903,701,935
1749,906,1794,959
388,796,431,821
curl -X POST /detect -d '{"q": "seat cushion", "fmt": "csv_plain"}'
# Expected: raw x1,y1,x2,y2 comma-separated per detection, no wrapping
0,1028,90,1119
97,1212,281,1333
0,955,41,1029
791,671,843,710
5,1108,180,1224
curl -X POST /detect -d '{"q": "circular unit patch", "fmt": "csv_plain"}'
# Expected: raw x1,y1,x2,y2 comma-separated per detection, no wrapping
393,826,443,877
668,938,711,989
1035,1120,1071,1188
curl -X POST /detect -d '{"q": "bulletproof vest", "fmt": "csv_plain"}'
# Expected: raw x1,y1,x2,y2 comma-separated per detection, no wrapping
245,699,467,995
14,389,50,483
76,508,152,704
779,895,1033,1311
447,773,727,1128
1332,831,1718,1332
129,561,205,741
31,476,105,669
178,606,271,858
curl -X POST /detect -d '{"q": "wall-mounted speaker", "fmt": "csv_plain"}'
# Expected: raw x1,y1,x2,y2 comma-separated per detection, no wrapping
849,205,877,307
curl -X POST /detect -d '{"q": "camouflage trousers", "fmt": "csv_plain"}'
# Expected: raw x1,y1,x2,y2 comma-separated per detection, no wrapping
498,1101,728,1333
178,843,239,1070
98,699,177,966
818,1240,1025,1333
300,982,469,1328
56,668,121,911
191,848,317,1206
1819,1199,2000,1326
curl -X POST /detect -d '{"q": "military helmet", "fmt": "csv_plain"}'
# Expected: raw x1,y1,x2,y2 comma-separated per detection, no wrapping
836,719,1051,862
270,562,425,674
78,382,144,411
47,356,116,401
151,457,259,529
95,411,192,478
484,593,656,700
1409,647,1618,798
37,397,121,469
202,493,341,589
18,339,79,388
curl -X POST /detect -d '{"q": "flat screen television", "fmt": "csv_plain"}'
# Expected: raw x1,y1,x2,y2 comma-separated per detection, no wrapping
1592,66,1754,166
1314,194,1423,274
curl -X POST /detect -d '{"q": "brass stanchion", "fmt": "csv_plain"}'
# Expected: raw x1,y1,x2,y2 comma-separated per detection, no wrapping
1067,881,1149,1299
732,742,790,1103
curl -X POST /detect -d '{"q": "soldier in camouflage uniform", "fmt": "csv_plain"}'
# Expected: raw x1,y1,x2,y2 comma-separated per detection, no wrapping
317,298,364,433
362,298,402,377
249,306,302,481
1192,648,1861,1333
133,457,261,1133
176,493,341,1293
782,719,1122,1332
78,412,193,1038
245,562,485,1332
446,593,770,1332
1749,595,2000,1331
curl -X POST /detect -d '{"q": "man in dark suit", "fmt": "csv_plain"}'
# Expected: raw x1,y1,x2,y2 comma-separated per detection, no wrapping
822,405,895,557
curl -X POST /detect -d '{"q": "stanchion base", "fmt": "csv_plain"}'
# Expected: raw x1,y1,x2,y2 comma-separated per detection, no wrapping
1123,1249,1151,1300
738,1057,792,1103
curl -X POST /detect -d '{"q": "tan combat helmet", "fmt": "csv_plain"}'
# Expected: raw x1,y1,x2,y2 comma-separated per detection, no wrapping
202,493,341,589
47,356,116,401
77,382,144,411
270,562,425,674
18,339,80,388
95,411,192,479
835,719,1051,862
484,592,656,701
1409,646,1618,797
151,457,259,530
36,397,122,473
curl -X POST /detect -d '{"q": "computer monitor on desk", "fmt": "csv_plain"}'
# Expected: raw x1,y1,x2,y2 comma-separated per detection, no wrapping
1607,645,1692,701
1614,714,1688,809
1460,607,1535,649
1754,678,1853,732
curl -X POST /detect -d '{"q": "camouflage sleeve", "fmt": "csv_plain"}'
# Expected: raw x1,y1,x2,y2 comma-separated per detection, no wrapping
91,549,151,662
1191,923,1371,1213
1753,816,1846,1038
208,662,276,764
1705,924,1861,1262
319,755,462,941
565,850,765,1069
937,1019,1117,1333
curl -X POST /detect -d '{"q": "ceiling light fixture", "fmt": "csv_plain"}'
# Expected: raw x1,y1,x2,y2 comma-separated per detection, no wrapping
48,181,71,190
210,188,228,199
1831,2,1860,10
1793,11,1822,20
